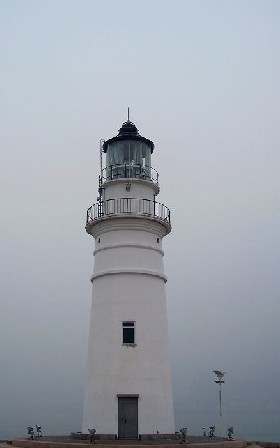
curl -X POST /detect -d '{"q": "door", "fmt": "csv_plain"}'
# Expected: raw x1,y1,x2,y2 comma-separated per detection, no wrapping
118,397,138,439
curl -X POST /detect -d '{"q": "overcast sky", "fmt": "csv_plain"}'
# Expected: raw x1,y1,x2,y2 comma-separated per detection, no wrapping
1,0,280,441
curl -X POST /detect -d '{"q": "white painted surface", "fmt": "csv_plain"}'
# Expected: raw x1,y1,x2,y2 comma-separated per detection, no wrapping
82,171,175,435
103,178,159,201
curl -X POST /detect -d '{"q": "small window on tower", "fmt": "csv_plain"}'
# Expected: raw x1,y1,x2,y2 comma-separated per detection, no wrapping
122,321,135,345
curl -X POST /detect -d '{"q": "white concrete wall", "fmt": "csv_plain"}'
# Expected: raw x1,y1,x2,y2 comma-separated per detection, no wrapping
93,228,164,276
82,177,174,435
82,273,174,434
103,179,159,202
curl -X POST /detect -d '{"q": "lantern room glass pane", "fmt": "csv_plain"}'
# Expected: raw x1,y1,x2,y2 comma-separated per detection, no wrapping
106,141,151,180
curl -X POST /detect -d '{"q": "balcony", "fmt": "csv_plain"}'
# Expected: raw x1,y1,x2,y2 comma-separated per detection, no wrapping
100,165,159,185
86,198,171,227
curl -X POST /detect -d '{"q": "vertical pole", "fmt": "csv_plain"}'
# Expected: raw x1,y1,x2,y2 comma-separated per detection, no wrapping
219,382,222,417
213,371,226,438
100,139,104,179
219,382,223,437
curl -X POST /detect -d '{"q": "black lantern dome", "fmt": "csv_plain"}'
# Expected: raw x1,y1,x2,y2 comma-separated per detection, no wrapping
103,120,154,153
117,120,139,136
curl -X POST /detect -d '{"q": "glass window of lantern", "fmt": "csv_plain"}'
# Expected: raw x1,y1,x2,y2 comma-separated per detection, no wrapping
107,141,151,168
130,142,151,168
106,141,151,180
142,143,151,168
107,142,125,167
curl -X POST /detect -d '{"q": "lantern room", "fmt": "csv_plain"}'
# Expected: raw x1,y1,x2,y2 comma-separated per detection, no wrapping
102,120,155,181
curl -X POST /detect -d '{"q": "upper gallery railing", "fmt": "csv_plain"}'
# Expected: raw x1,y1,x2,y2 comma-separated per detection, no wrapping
86,198,171,226
100,165,159,184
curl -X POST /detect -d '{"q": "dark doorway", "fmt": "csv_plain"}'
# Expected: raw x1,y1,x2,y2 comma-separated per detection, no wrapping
118,396,138,439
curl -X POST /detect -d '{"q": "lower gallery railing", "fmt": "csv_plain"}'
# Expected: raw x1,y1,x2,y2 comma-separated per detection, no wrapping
86,198,171,225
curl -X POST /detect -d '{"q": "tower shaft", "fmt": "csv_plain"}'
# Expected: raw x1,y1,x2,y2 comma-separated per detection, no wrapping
82,121,174,437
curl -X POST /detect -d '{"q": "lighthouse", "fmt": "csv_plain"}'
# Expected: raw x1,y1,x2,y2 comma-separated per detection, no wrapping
82,119,175,438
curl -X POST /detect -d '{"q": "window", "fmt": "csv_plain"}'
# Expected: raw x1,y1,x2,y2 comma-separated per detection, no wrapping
122,321,135,344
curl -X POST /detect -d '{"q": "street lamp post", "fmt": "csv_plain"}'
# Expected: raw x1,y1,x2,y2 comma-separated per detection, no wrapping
213,370,226,436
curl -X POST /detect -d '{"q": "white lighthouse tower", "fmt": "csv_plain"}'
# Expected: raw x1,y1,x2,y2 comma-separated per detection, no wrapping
82,119,175,438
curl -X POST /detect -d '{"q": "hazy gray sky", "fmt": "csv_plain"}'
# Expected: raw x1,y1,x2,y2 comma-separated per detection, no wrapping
1,0,280,441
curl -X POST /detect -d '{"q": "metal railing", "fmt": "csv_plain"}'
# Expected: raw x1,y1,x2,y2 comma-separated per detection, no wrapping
100,165,159,184
86,198,171,225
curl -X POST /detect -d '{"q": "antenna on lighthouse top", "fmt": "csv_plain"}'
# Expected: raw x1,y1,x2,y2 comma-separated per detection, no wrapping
127,107,130,121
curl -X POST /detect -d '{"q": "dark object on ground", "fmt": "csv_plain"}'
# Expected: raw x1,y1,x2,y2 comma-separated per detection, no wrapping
89,429,97,444
36,426,43,438
27,427,35,440
179,428,188,444
228,427,235,440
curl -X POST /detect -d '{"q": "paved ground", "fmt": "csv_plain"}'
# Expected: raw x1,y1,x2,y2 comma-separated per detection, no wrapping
12,436,231,445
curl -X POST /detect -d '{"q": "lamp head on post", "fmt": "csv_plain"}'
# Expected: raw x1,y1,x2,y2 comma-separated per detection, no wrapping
213,370,226,384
